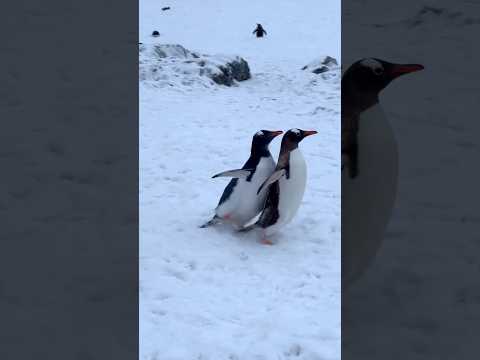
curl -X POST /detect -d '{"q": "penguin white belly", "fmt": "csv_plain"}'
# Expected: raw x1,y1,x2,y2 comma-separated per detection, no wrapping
267,149,307,235
342,104,398,284
216,157,275,227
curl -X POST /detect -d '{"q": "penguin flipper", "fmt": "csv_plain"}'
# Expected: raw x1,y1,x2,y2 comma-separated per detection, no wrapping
237,224,256,233
256,169,286,195
240,211,262,231
212,169,254,179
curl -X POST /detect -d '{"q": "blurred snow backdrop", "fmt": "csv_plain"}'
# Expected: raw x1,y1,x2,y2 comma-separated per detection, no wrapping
139,1,341,359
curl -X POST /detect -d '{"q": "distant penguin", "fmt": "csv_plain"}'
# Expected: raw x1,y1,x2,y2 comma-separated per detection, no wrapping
342,58,424,285
242,128,317,244
201,130,283,230
253,23,267,38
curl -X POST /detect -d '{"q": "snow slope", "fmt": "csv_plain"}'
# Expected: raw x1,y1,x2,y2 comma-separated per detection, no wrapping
140,1,340,359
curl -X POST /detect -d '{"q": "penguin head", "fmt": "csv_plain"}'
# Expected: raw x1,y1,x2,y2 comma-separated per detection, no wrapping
281,128,317,149
343,58,424,94
252,130,283,149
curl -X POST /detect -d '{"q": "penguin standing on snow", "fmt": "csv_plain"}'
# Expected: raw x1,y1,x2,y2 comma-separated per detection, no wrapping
242,128,317,244
342,58,424,285
201,130,283,230
253,23,267,38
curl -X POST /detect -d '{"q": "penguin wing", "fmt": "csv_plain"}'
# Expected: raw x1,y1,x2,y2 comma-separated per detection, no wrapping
212,169,254,179
256,169,286,195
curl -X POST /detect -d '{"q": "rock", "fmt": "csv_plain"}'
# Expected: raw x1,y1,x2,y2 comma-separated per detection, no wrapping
162,7,171,11
139,43,251,87
302,56,338,74
151,44,194,59
210,57,251,86
152,30,160,37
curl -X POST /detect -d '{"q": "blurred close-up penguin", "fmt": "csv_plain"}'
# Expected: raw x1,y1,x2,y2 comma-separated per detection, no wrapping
342,58,424,285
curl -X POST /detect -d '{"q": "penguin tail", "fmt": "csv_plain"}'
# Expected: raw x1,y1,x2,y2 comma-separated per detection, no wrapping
199,215,221,228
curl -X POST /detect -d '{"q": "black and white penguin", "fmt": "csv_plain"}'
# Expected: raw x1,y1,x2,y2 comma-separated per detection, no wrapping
252,23,267,38
342,58,424,285
200,130,283,229
242,128,317,244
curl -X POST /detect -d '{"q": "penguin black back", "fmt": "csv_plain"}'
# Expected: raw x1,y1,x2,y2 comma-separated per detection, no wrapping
217,130,281,206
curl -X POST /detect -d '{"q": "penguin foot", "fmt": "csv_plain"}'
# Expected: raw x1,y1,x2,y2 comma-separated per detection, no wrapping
258,230,274,245
260,238,274,245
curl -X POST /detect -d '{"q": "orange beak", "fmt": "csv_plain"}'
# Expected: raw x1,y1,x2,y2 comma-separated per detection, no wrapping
303,130,318,137
390,63,424,78
271,130,283,137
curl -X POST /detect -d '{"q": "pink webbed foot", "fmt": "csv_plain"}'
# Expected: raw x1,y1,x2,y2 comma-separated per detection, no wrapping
260,231,274,245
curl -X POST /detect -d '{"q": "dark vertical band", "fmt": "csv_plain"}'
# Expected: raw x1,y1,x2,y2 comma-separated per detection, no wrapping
0,0,138,358
342,1,480,359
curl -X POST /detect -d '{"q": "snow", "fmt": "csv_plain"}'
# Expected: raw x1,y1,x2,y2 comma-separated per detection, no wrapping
140,1,340,359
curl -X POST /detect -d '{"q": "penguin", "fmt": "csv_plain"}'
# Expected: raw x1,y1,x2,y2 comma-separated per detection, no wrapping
241,128,317,244
342,58,424,285
200,130,283,230
252,24,267,38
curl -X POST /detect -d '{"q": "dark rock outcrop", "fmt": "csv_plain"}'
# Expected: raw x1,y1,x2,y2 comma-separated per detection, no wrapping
139,43,251,87
211,57,251,86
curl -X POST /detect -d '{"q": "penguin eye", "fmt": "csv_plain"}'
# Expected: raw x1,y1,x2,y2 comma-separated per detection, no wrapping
373,67,384,75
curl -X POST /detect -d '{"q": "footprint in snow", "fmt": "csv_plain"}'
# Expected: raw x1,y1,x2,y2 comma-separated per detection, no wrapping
163,267,187,281
284,344,303,357
151,309,166,317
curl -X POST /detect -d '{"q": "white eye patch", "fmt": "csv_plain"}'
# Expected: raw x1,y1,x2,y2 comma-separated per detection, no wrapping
256,130,264,136
290,128,301,135
360,58,384,73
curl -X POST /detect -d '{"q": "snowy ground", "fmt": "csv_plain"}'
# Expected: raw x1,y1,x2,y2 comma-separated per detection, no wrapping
140,1,340,359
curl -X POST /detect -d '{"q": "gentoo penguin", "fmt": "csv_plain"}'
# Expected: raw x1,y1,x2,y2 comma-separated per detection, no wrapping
242,128,317,244
200,130,283,229
252,23,267,38
342,58,424,285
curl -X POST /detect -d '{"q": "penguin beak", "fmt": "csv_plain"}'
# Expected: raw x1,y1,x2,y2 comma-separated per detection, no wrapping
302,130,318,137
390,63,424,78
271,130,283,137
